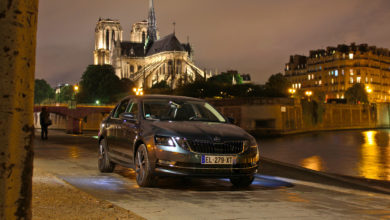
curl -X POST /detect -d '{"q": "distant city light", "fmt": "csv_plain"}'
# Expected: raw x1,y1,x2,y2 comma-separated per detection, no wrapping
288,88,296,94
365,85,372,93
96,100,100,105
133,87,144,96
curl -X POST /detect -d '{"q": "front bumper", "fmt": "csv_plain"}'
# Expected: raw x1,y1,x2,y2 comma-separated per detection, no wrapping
152,144,259,178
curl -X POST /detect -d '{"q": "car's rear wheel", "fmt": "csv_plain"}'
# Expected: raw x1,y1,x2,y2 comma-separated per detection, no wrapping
230,175,254,188
135,144,154,187
98,139,115,172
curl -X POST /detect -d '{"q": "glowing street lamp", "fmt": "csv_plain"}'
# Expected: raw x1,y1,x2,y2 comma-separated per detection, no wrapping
73,85,79,92
133,87,144,96
365,85,372,93
288,88,296,95
305,90,313,97
95,100,100,105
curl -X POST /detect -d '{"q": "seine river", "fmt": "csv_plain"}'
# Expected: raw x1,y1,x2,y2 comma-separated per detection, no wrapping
259,129,390,181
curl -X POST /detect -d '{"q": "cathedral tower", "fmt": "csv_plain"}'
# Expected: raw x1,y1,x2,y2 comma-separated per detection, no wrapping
93,18,123,65
147,0,158,42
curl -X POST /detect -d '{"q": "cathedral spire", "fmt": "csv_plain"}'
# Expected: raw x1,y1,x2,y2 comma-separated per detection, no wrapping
147,0,157,41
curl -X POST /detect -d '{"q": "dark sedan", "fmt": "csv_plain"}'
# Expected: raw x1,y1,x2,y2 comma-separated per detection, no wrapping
98,95,259,187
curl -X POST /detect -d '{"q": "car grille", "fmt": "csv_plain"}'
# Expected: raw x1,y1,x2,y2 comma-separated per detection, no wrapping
187,139,244,154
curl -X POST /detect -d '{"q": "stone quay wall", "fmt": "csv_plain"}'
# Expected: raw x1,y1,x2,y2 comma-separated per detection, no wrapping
210,98,390,136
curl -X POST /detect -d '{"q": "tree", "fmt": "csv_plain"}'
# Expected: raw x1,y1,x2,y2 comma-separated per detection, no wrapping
264,73,289,97
345,83,369,104
56,85,74,103
1,1,38,218
77,65,126,104
34,79,55,104
208,70,243,85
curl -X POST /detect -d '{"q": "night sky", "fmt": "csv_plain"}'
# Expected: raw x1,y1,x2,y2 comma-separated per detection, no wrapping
36,0,390,86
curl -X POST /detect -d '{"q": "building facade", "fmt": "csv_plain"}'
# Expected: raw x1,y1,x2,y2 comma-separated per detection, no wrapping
93,0,207,89
285,43,390,102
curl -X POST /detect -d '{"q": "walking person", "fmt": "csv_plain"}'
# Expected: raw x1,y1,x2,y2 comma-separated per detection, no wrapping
39,107,51,140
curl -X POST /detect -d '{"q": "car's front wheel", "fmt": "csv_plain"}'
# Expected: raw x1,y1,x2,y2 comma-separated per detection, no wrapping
98,139,115,172
135,144,154,187
230,175,254,188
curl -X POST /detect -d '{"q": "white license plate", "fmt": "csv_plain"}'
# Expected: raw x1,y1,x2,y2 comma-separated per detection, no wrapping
201,155,234,164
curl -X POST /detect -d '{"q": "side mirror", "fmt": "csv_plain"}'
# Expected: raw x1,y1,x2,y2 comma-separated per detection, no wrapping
119,112,136,121
227,117,235,124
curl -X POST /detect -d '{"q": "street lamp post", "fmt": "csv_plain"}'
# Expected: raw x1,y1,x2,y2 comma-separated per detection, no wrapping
288,88,296,97
305,90,313,101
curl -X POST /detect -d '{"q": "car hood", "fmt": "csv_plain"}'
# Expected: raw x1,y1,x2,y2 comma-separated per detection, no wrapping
147,121,252,141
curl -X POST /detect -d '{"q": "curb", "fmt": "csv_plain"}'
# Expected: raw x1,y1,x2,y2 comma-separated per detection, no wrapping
259,156,390,195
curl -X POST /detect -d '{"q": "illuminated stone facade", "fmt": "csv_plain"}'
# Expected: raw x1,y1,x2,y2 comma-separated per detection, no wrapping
285,43,390,102
93,0,206,89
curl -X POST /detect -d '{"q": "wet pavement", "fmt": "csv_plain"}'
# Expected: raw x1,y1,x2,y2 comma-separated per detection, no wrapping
34,130,390,219
260,129,390,181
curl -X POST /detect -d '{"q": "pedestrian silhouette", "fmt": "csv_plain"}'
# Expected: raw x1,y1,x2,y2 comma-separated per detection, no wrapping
39,107,51,140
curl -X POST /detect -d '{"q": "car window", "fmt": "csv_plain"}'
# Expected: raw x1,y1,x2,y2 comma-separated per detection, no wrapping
126,101,138,118
143,99,226,122
113,99,129,118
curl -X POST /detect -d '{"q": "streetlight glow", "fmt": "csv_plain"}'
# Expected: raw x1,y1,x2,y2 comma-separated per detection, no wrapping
366,85,372,93
133,87,144,96
305,91,313,97
74,85,79,92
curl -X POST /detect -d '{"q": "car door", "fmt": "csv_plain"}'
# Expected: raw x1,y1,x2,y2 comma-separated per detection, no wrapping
107,99,130,158
117,99,139,164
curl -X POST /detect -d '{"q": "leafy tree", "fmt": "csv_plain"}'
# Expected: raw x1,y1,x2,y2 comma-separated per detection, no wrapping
34,79,54,104
264,73,289,97
208,70,243,85
56,85,74,103
152,80,170,89
345,83,369,104
77,65,127,104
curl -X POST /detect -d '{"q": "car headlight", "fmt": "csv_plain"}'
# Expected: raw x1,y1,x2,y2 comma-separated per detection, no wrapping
243,139,258,152
155,135,175,147
154,136,190,149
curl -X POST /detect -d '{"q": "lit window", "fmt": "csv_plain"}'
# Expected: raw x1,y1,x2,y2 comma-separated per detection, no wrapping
329,71,331,76
350,77,354,83
337,94,340,99
342,69,345,75
365,77,368,83
371,78,373,82
331,78,334,84
341,94,344,99
312,74,314,79
299,83,301,88
349,53,354,59
335,70,338,76
319,80,322,85
357,76,361,83
286,65,289,70
350,69,354,75
319,66,322,70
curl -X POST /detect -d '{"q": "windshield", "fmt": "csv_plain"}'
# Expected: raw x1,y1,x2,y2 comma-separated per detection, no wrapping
142,99,226,122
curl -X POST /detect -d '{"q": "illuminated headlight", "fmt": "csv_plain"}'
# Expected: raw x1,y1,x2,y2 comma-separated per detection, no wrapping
154,136,190,149
155,136,175,147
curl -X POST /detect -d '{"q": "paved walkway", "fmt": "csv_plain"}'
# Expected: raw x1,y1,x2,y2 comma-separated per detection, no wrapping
33,130,390,219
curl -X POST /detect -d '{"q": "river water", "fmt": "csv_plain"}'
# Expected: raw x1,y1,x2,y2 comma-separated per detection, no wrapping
259,129,390,181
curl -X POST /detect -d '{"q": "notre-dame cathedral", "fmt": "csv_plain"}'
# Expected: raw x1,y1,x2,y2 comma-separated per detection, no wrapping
93,0,208,89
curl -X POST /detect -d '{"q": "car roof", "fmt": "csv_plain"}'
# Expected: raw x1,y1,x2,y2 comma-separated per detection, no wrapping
121,94,204,102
